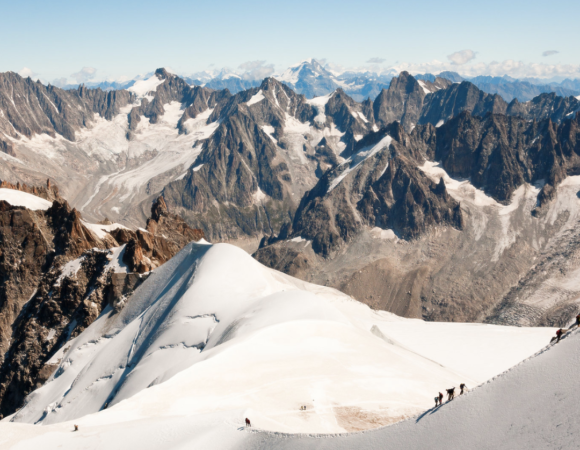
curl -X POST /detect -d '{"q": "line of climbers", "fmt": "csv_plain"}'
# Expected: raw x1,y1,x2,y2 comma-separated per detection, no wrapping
433,314,580,410
552,314,580,344
434,383,468,407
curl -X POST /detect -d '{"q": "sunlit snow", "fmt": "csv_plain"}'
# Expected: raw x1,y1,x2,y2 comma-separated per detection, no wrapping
0,188,52,210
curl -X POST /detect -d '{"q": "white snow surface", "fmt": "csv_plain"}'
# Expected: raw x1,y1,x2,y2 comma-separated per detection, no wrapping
128,75,164,98
306,93,332,123
0,188,52,211
81,220,128,239
55,256,85,287
79,103,219,211
327,135,392,193
416,80,431,94
247,90,265,106
3,242,555,447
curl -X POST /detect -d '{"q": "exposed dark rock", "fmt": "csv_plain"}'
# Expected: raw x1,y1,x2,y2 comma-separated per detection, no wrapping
288,124,463,257
419,81,508,127
0,188,204,417
0,71,134,142
0,178,60,202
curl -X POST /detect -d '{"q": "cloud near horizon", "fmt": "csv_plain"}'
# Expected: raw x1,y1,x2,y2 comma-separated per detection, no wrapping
70,67,97,84
366,57,386,64
391,59,580,79
447,49,476,65
18,67,38,79
542,50,559,57
238,60,275,80
51,77,68,87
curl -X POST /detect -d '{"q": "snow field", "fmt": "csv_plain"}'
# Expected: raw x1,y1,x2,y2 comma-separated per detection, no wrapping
6,242,555,440
0,188,53,210
128,75,164,98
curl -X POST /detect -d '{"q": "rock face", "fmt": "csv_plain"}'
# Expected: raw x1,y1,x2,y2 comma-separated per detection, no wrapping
433,111,580,205
418,81,507,127
254,111,580,327
506,93,580,123
0,179,60,202
110,197,204,274
2,67,580,333
161,77,373,243
259,122,463,258
373,71,452,131
0,188,203,418
0,71,134,146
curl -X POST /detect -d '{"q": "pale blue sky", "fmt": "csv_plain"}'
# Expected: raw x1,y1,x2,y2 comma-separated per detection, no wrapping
1,0,579,82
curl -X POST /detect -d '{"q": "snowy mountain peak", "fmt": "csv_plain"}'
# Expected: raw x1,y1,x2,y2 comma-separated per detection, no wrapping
276,58,333,84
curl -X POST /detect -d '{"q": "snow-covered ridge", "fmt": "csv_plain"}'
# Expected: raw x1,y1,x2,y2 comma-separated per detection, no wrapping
128,75,164,98
9,242,553,436
0,188,52,211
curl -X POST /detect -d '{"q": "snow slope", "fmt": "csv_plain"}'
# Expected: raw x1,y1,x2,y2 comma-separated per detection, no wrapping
3,242,554,440
0,188,52,210
1,330,575,450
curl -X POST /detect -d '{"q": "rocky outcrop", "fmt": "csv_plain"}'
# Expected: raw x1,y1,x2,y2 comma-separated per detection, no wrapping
0,71,134,144
0,178,60,202
0,189,204,418
419,81,507,127
110,197,204,273
432,111,580,205
506,93,580,123
265,123,463,257
161,77,353,243
372,72,451,131
127,68,229,138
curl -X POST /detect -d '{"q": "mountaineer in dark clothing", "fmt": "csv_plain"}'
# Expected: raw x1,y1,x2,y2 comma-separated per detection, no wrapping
460,383,467,395
446,387,455,401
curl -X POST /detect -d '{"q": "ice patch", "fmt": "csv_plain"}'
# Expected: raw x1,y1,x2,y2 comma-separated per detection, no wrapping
357,111,369,123
82,220,129,239
327,135,392,193
261,125,277,143
128,75,164,98
56,256,86,287
253,187,266,204
0,188,52,211
105,245,129,274
306,93,332,124
370,227,397,240
247,90,265,106
417,80,431,94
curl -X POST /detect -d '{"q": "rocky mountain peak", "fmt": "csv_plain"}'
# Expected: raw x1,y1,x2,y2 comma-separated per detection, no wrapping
0,178,60,202
150,195,169,221
154,67,173,80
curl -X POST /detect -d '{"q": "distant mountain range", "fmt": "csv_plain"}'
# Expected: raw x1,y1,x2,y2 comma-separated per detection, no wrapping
57,59,580,103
